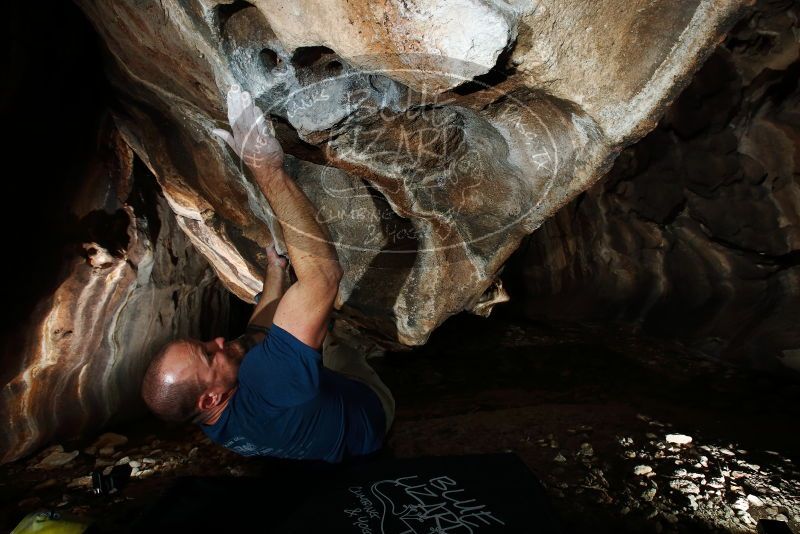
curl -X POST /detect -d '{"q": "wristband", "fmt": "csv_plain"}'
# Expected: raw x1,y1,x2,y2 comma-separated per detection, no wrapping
253,291,262,304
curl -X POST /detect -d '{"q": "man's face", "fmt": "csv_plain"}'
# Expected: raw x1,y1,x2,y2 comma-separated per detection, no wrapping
161,337,241,396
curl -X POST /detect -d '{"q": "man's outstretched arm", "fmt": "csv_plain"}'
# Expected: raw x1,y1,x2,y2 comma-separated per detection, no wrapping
252,166,343,349
213,86,342,349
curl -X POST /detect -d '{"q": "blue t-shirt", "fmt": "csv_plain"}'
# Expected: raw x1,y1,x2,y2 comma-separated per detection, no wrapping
200,325,386,463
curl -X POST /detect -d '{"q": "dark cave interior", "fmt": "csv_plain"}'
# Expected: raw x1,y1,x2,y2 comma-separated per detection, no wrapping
1,1,799,533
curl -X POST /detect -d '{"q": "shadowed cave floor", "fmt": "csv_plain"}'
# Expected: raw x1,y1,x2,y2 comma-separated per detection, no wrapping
1,315,799,533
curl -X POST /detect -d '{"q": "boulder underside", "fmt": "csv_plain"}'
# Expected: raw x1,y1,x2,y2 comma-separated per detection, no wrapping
75,0,745,347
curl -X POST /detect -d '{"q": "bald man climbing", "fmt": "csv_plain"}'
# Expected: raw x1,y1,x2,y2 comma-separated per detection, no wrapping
141,85,394,462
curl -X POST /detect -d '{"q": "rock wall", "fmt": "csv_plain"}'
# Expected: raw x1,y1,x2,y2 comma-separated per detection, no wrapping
0,2,228,463
509,2,800,373
0,117,229,463
73,0,745,347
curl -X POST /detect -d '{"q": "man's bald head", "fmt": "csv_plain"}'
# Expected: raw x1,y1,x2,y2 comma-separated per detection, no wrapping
141,339,206,423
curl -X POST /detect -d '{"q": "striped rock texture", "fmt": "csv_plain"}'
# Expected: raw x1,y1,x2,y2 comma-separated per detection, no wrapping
0,114,228,463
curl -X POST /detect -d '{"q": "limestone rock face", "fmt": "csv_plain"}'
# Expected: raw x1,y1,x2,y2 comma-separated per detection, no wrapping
74,0,744,346
0,118,229,463
512,4,800,373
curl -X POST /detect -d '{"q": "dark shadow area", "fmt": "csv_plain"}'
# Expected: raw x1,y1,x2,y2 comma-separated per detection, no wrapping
377,313,800,456
452,40,518,96
0,0,109,378
271,116,328,165
215,0,254,34
260,47,281,71
291,46,337,68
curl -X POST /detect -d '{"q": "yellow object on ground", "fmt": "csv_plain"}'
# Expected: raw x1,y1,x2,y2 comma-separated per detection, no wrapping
11,511,90,534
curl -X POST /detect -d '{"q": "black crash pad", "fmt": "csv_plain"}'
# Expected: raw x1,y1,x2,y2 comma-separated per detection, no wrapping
130,453,562,533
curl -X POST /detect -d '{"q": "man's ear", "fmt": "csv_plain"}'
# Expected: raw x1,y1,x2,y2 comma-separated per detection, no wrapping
198,391,220,411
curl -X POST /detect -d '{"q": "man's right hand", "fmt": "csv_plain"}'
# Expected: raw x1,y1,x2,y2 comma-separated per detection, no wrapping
212,85,284,172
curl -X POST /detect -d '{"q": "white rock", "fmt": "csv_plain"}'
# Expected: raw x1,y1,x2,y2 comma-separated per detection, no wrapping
34,450,79,469
740,512,755,525
633,465,653,476
732,497,749,512
746,494,763,507
553,453,567,464
665,434,692,445
670,479,700,495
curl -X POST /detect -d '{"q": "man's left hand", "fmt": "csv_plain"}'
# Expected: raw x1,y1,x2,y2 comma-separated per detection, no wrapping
266,244,288,271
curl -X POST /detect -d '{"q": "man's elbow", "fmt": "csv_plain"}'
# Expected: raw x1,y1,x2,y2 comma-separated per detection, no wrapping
307,263,342,295
321,264,343,292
